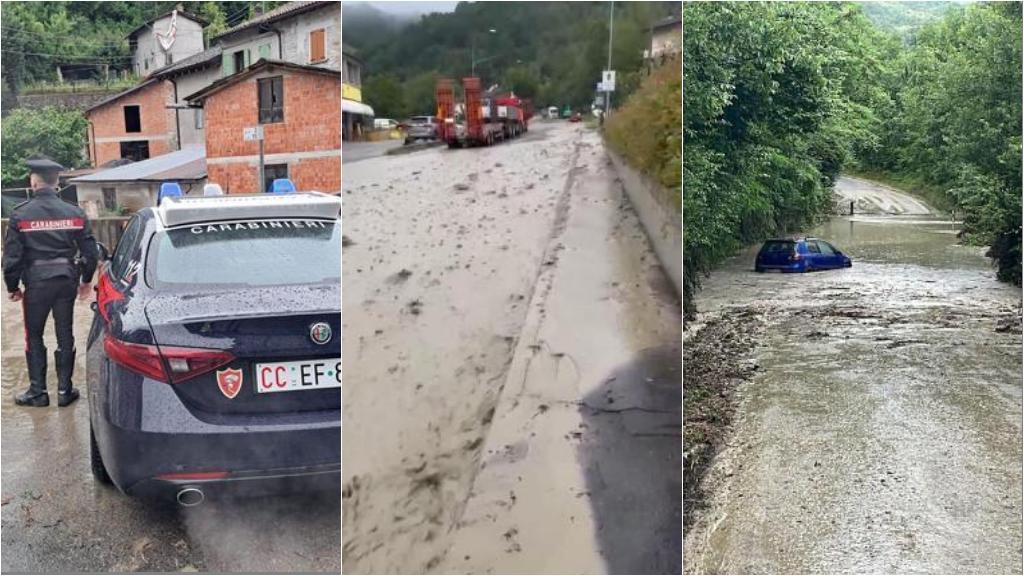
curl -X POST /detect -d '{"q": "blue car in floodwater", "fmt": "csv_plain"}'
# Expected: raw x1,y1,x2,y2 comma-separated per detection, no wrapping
755,237,852,273
87,192,341,506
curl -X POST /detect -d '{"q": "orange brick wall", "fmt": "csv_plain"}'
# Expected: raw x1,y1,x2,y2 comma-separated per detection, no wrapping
203,68,340,194
86,81,175,166
208,156,339,195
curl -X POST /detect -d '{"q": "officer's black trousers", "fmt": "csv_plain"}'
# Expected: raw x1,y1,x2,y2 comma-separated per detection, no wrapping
23,276,77,354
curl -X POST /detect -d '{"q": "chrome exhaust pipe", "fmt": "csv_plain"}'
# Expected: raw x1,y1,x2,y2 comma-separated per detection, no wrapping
176,487,205,507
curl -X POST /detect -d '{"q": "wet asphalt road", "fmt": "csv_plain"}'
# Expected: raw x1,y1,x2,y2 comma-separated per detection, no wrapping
684,178,1023,573
342,121,680,573
342,139,405,164
1,288,340,572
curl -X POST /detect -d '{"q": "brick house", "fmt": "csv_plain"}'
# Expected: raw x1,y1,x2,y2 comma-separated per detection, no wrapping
84,79,178,166
185,59,340,194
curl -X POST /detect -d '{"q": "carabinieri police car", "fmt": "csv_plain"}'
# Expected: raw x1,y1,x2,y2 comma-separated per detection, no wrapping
87,192,340,505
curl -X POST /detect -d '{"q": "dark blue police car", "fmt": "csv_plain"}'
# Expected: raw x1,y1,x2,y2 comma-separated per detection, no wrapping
87,192,341,505
755,237,852,273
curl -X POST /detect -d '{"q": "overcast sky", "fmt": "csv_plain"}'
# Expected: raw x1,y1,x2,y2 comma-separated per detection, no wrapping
351,1,460,17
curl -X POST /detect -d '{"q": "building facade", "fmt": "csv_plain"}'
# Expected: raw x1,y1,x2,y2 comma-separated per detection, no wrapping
342,44,373,140
187,60,340,194
85,79,177,167
214,1,340,77
128,9,208,77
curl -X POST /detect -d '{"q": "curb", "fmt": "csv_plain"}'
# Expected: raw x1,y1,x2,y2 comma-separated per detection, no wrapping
605,147,682,298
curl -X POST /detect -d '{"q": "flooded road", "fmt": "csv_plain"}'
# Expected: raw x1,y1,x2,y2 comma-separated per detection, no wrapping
1,285,340,572
342,121,681,573
684,178,1022,573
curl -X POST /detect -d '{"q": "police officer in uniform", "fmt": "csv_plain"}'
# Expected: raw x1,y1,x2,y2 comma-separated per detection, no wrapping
3,156,98,407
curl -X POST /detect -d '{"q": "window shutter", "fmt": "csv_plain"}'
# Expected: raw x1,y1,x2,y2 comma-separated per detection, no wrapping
310,29,325,63
244,49,251,68
259,43,271,61
222,52,234,76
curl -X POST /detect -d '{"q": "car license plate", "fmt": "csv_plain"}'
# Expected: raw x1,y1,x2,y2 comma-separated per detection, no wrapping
255,359,341,393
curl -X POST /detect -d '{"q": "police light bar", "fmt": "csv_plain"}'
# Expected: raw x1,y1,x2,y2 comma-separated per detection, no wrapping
157,192,340,228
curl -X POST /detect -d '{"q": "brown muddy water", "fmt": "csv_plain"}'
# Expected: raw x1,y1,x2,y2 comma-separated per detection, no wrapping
685,180,1022,574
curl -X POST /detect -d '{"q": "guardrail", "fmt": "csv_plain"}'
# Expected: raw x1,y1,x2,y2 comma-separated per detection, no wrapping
0,216,130,252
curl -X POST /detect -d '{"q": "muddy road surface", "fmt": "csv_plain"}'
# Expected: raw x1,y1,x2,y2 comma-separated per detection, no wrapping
342,121,681,573
684,177,1022,574
1,291,340,572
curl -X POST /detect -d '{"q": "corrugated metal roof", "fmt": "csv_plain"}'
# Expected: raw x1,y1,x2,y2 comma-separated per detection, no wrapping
71,147,206,183
213,1,329,40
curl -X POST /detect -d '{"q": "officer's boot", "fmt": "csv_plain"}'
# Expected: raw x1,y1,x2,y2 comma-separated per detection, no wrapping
15,346,50,407
55,348,79,407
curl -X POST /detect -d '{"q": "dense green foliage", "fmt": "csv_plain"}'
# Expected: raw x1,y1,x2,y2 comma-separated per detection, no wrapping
683,2,896,317
1,2,280,93
684,1,1022,316
605,57,680,204
858,1,956,40
1,107,88,186
344,1,677,119
863,2,1023,284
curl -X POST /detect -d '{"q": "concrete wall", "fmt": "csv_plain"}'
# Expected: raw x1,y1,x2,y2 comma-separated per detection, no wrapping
606,147,681,298
132,14,206,77
170,65,220,147
77,179,207,214
87,81,176,166
219,3,340,75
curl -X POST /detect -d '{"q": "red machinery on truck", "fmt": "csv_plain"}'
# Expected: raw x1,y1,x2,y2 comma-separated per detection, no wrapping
436,77,532,148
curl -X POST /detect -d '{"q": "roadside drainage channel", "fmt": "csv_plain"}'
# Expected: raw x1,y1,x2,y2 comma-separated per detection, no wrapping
605,147,681,298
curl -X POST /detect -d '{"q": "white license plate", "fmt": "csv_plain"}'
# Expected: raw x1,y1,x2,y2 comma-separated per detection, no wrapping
255,359,341,393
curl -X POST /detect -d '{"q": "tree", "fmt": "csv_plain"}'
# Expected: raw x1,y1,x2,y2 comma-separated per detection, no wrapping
1,107,89,187
363,74,406,119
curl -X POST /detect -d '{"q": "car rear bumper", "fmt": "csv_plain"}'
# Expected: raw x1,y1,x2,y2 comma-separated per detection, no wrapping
92,369,340,496
128,462,340,501
756,261,806,272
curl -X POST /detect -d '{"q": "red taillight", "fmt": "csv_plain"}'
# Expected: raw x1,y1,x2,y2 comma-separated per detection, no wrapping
156,471,229,481
103,335,234,384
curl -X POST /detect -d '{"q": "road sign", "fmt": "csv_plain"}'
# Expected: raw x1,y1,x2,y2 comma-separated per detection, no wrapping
602,70,616,92
243,126,264,141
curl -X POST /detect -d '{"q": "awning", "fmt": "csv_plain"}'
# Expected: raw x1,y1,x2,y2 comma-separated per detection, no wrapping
342,99,374,116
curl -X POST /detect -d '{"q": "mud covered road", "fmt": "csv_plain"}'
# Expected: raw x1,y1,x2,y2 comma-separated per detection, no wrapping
684,177,1022,574
1,279,339,572
342,121,681,573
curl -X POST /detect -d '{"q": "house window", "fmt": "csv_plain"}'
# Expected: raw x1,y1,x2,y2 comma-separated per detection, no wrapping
123,105,141,133
310,28,326,63
194,108,204,129
233,50,245,73
102,187,117,212
263,163,288,192
119,141,150,162
258,76,284,124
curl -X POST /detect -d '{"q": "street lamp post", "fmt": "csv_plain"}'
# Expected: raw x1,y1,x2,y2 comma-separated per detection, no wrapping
605,1,614,118
471,28,497,76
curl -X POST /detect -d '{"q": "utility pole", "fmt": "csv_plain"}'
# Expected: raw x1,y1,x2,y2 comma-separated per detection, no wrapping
605,1,614,118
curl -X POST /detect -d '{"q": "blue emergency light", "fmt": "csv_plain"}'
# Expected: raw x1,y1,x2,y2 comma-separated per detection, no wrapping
158,182,182,205
271,178,296,194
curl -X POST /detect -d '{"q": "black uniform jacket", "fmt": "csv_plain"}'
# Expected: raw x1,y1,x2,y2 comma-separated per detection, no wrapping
3,187,99,292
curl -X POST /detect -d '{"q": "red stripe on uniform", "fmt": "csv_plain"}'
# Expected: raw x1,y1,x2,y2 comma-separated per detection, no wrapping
21,297,28,352
17,218,85,231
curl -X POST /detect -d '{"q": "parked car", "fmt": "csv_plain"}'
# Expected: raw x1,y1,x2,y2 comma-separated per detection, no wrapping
404,115,439,144
88,192,341,505
374,118,399,130
547,106,559,119
569,111,582,122
755,237,852,273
